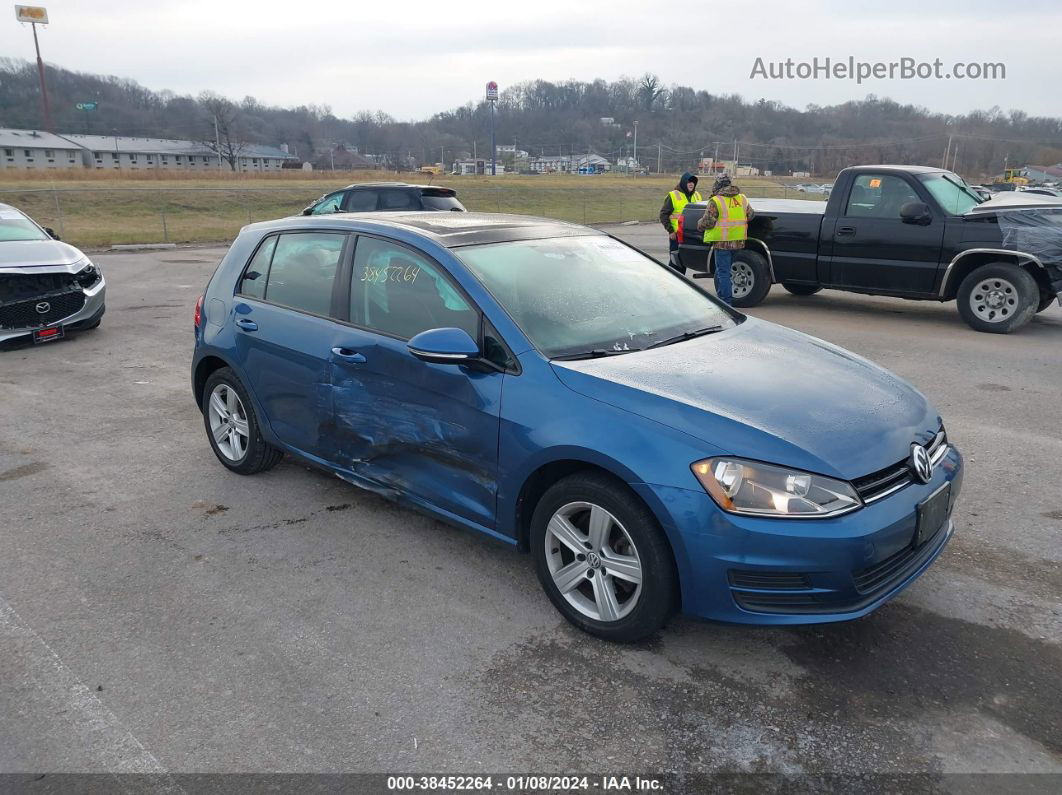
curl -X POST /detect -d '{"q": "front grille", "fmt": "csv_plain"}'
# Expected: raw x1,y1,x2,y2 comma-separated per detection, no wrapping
0,291,85,329
0,271,79,303
734,592,825,611
728,570,811,590
853,429,948,503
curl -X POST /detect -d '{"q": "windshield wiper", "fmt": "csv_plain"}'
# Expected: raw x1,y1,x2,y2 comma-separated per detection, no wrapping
645,325,725,350
551,348,637,361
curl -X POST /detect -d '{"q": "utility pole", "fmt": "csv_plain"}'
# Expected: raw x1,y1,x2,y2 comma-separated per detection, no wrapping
942,134,953,169
657,142,662,174
713,142,720,172
733,140,737,174
440,145,444,169
214,115,223,170
20,11,54,133
633,121,638,177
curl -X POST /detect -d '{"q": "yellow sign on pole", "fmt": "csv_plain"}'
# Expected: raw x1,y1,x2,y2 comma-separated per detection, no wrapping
15,5,49,24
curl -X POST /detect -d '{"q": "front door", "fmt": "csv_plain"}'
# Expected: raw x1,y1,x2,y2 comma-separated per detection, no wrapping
233,231,349,457
825,172,945,294
325,235,503,528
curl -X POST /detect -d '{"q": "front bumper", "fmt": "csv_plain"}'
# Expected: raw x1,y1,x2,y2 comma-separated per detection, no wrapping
0,274,105,344
640,445,964,624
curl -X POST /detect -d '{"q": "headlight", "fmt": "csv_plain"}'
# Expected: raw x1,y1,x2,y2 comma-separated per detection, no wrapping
74,258,101,285
691,457,862,518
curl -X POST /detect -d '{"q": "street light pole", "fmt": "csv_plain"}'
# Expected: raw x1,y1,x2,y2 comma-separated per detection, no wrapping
29,21,54,133
633,121,638,177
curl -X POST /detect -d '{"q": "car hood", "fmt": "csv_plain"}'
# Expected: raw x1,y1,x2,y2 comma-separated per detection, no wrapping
551,318,940,480
0,240,86,269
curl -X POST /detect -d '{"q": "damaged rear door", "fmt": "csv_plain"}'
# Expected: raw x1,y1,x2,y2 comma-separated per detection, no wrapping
326,235,503,528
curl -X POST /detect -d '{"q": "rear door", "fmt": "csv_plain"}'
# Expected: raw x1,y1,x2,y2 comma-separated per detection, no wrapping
377,189,420,211
232,230,351,458
342,190,379,212
826,172,945,294
325,234,504,528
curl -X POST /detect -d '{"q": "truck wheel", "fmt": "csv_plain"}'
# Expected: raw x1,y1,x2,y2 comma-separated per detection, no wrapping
729,250,772,308
783,282,822,296
1037,291,1057,313
956,264,1038,334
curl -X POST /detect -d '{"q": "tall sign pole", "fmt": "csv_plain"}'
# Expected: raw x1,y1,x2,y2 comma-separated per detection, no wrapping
16,6,53,133
486,81,499,176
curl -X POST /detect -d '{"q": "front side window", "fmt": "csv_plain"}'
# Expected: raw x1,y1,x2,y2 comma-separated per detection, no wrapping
845,174,920,218
456,236,736,358
343,191,378,212
263,232,345,316
349,236,477,340
310,193,344,215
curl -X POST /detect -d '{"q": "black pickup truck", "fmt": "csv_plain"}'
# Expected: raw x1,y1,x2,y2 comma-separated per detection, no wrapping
677,164,1062,333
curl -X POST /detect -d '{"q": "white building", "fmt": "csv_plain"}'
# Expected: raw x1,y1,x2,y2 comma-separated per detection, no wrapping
531,154,610,173
0,129,85,169
0,128,294,172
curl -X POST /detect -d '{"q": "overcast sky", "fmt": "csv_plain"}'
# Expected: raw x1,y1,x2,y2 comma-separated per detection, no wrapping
4,0,1060,121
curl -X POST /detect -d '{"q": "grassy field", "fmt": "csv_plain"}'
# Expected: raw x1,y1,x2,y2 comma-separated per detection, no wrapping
0,169,824,249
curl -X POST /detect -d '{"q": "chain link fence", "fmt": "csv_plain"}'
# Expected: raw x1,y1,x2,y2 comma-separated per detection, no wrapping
0,184,826,249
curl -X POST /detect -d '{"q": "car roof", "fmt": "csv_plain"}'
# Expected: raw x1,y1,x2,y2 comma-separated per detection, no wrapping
247,211,602,248
340,182,449,191
841,164,946,175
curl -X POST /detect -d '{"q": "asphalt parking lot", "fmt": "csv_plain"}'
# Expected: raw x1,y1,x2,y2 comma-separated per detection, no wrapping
1,223,1060,785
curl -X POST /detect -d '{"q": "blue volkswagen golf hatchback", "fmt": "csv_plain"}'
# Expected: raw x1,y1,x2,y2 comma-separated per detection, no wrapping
192,212,962,641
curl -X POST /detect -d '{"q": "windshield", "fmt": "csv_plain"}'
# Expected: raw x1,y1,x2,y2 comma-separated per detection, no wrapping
0,210,48,242
919,172,982,214
456,236,737,358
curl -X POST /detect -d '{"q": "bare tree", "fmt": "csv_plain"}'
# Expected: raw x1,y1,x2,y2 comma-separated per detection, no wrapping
638,73,667,112
199,92,247,171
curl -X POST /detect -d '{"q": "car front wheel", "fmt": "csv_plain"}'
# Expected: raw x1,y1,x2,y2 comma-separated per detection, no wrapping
531,472,678,642
956,264,1038,333
202,367,283,474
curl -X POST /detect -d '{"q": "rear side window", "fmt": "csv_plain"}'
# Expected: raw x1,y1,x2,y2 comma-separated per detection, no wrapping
349,236,478,340
263,232,345,316
378,189,419,210
343,190,378,211
239,236,277,299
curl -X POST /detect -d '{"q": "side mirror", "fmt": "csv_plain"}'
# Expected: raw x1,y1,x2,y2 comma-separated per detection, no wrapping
45,227,60,240
899,201,932,225
408,327,480,365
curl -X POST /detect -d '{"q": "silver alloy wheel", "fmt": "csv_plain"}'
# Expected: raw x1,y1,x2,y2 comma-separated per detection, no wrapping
544,501,643,622
207,383,250,462
971,277,1018,323
731,261,754,299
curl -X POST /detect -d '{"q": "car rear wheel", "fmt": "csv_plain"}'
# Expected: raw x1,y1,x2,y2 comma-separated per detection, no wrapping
531,472,677,642
783,282,822,296
729,250,772,308
956,264,1038,334
202,367,283,474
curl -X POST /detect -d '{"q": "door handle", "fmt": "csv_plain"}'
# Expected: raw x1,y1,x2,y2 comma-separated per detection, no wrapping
235,318,258,331
836,226,856,236
332,347,366,363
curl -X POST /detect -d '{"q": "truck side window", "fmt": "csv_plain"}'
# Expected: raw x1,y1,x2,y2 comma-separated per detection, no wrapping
846,175,919,219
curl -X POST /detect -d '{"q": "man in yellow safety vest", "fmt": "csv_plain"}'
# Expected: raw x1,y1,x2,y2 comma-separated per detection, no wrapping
697,175,755,305
658,171,701,273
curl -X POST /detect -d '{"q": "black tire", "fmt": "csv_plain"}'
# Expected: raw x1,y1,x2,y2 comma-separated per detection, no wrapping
956,264,1038,334
728,249,772,308
201,367,283,474
531,471,678,643
783,282,822,296
1037,291,1057,313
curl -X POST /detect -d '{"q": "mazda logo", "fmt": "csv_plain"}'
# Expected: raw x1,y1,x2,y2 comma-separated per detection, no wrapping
910,443,933,484
35,302,50,314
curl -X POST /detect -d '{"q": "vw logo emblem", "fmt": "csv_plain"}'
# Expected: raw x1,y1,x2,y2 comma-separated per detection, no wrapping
586,552,602,569
910,443,933,484
35,301,51,314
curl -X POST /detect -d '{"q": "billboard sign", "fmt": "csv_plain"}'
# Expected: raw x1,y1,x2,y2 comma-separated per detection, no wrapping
485,81,499,102
75,102,98,111
15,5,48,24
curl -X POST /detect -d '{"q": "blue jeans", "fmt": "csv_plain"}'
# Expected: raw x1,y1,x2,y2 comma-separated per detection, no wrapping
714,248,733,304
